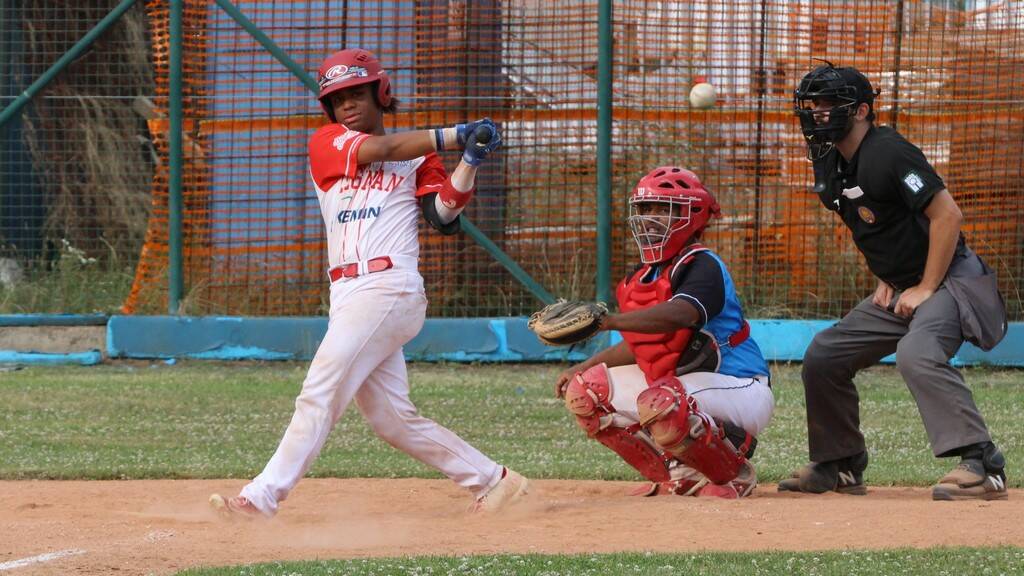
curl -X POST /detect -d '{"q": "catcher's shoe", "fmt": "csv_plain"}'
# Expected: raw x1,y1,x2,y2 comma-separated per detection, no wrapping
209,493,263,520
777,451,867,495
932,459,1008,501
691,461,754,499
631,464,709,497
733,461,758,497
696,482,739,499
471,468,530,513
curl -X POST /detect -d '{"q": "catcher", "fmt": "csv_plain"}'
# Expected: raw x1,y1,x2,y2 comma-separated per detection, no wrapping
534,166,774,497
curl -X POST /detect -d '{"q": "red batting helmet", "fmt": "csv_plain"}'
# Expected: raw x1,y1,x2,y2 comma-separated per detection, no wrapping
628,167,721,264
316,49,392,121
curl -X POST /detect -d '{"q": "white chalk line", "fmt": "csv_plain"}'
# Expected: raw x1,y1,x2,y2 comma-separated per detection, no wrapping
0,549,86,571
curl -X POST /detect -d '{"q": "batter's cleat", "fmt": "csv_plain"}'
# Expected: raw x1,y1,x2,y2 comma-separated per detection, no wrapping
209,493,262,520
472,467,530,513
932,459,1008,501
778,451,868,495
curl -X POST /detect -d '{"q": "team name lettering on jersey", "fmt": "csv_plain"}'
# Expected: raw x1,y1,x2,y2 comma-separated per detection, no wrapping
339,166,406,195
337,206,382,224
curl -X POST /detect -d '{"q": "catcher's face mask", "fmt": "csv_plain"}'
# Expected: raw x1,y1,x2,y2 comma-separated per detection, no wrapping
628,197,699,264
628,167,720,264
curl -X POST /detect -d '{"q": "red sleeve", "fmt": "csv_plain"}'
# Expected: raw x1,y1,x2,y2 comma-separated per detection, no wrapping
308,124,370,190
414,152,449,198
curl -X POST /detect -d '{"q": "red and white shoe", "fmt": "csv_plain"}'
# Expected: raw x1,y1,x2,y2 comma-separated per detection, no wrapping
733,461,758,497
696,482,740,499
209,493,263,520
471,467,530,513
631,464,709,497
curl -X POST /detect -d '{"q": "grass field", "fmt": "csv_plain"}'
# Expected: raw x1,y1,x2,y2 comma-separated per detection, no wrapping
1,361,1021,487
2,360,1022,575
177,547,1024,576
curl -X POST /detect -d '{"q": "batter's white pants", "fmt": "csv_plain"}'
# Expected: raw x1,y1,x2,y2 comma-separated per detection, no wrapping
241,269,502,516
604,364,775,436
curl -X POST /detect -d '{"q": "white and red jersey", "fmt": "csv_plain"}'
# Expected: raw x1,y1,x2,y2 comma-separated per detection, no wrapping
308,124,447,269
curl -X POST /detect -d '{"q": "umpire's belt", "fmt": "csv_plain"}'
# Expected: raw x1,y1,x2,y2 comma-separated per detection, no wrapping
328,255,416,283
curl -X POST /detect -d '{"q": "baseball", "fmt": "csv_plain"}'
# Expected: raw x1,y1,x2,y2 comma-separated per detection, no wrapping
689,82,717,109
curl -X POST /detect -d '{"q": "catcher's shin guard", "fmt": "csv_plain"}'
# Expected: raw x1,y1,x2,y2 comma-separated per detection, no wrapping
564,364,672,483
636,375,746,485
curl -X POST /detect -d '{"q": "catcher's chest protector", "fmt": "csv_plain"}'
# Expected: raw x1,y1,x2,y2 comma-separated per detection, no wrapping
616,250,706,384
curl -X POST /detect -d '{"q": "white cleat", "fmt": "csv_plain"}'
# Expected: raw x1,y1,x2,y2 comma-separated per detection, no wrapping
471,468,530,513
209,493,263,520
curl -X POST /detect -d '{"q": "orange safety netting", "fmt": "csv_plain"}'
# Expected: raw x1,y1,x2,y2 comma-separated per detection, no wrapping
126,0,1024,319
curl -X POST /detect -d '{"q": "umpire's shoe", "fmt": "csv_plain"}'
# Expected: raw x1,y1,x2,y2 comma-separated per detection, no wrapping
778,451,868,495
932,443,1009,501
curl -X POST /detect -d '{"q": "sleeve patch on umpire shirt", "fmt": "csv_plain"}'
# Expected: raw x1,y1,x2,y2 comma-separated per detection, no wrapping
903,171,925,194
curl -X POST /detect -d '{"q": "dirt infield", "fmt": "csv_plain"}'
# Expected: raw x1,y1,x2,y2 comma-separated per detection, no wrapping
2,479,1022,574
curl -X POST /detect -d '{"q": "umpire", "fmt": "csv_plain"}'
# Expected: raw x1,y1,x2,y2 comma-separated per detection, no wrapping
782,63,1010,500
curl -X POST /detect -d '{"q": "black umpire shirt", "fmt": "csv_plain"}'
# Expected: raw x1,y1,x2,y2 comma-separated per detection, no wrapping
812,125,967,290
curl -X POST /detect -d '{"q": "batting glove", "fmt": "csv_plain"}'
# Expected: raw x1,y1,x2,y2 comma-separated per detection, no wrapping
461,121,501,167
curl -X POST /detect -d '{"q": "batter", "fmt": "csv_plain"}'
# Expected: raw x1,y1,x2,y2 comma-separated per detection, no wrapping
210,48,527,518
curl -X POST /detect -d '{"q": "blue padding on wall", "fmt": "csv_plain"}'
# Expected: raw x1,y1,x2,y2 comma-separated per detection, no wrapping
107,316,328,360
749,320,836,362
0,351,102,365
105,316,1024,366
0,314,108,326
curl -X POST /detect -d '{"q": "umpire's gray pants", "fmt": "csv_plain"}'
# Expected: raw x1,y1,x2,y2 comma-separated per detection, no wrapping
801,269,992,463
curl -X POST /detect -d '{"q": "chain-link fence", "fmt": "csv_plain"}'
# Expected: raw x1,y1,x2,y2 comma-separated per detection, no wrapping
0,1,155,312
2,0,1022,319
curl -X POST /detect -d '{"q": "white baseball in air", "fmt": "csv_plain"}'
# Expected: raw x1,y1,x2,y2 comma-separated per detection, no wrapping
689,82,717,109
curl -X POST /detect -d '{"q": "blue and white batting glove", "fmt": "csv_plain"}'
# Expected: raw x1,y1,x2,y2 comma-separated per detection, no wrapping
461,121,501,167
433,118,494,151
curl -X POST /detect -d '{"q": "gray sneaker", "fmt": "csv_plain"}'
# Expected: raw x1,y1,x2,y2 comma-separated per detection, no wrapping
932,459,1008,501
778,451,867,495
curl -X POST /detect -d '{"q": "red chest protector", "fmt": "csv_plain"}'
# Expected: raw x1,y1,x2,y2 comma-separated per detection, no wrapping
615,246,707,384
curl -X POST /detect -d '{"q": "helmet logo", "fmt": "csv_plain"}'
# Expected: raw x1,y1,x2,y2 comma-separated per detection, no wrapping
325,64,349,79
320,65,370,89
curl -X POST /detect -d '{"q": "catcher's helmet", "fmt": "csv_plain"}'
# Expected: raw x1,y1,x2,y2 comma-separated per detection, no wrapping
794,63,876,159
317,49,392,121
628,167,721,264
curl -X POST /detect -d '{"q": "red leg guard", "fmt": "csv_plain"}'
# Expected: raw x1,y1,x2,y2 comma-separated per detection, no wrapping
564,364,673,484
593,425,672,483
563,364,614,436
636,375,746,485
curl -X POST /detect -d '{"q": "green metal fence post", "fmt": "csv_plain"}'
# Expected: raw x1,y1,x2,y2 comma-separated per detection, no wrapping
168,0,183,313
213,0,318,93
460,219,555,305
596,0,613,304
214,0,555,306
0,0,138,130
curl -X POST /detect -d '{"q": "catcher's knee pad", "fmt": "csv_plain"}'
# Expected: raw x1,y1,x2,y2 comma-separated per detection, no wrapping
636,376,746,485
563,364,613,437
636,376,691,451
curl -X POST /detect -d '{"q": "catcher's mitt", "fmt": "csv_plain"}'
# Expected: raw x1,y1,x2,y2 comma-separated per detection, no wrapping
528,299,608,346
